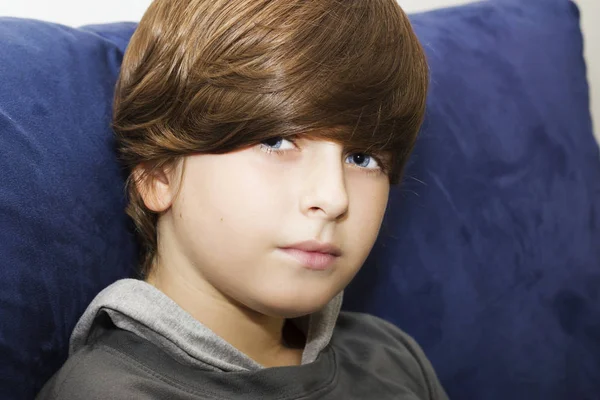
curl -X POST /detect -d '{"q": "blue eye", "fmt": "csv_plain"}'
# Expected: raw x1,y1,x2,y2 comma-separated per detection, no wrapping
346,153,380,169
258,137,296,154
262,137,283,149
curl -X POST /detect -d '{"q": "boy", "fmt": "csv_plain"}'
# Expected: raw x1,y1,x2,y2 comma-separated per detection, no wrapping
37,0,448,398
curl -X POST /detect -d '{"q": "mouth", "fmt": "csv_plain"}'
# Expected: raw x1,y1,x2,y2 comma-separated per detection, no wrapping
281,240,342,256
279,240,341,271
279,248,339,270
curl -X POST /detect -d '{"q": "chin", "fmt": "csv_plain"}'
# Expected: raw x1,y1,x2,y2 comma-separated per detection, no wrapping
250,291,334,319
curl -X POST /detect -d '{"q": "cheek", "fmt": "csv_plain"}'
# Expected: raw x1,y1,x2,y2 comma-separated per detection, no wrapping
177,159,286,252
347,183,389,255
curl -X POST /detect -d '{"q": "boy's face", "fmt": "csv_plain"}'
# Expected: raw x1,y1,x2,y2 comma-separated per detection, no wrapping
154,138,390,318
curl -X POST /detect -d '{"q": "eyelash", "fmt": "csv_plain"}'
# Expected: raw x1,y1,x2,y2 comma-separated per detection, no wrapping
258,138,387,176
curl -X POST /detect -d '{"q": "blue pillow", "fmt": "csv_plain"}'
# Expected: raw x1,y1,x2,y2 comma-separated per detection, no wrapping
344,1,600,399
0,1,598,400
0,18,138,399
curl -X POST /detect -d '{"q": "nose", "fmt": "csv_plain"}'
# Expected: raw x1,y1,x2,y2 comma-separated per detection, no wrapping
299,143,349,220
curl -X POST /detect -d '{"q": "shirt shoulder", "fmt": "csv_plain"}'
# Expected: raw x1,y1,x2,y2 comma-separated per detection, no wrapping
334,311,449,400
36,328,219,400
36,339,155,400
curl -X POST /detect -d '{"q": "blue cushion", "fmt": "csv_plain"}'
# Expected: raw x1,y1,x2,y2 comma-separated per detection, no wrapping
0,19,138,399
344,1,600,399
0,1,598,399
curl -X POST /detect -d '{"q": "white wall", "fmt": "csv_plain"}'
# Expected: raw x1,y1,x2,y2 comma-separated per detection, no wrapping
0,1,150,27
573,0,600,143
0,0,597,142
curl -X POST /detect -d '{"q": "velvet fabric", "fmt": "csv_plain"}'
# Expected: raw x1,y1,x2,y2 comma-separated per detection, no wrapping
0,0,598,399
0,19,138,400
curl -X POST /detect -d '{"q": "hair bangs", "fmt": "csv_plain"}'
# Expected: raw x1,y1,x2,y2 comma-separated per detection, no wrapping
135,0,429,183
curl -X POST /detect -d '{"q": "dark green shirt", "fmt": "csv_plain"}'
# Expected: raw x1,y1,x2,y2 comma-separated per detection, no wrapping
37,311,448,399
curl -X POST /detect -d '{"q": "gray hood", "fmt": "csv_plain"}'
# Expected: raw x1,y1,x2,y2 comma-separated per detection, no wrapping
69,279,343,372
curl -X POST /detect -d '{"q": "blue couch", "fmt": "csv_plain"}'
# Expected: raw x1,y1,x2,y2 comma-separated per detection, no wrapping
1,0,599,399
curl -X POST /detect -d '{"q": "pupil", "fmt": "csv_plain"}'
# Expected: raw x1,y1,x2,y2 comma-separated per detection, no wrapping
354,154,366,165
264,137,281,147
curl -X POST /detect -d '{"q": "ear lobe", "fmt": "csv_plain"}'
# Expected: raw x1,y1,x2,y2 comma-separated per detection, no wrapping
133,164,176,213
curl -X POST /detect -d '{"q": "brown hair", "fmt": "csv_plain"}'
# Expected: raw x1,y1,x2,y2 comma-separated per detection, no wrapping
113,0,429,277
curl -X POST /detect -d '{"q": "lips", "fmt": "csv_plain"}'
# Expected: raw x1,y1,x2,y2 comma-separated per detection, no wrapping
281,240,342,257
280,248,338,270
279,240,341,270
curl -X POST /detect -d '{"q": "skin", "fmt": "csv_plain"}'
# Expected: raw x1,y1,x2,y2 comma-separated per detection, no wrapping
137,137,390,368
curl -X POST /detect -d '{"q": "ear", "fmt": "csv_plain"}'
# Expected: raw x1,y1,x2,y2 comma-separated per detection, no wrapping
133,162,180,213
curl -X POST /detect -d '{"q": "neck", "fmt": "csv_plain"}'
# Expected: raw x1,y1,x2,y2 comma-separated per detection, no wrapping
145,262,306,368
